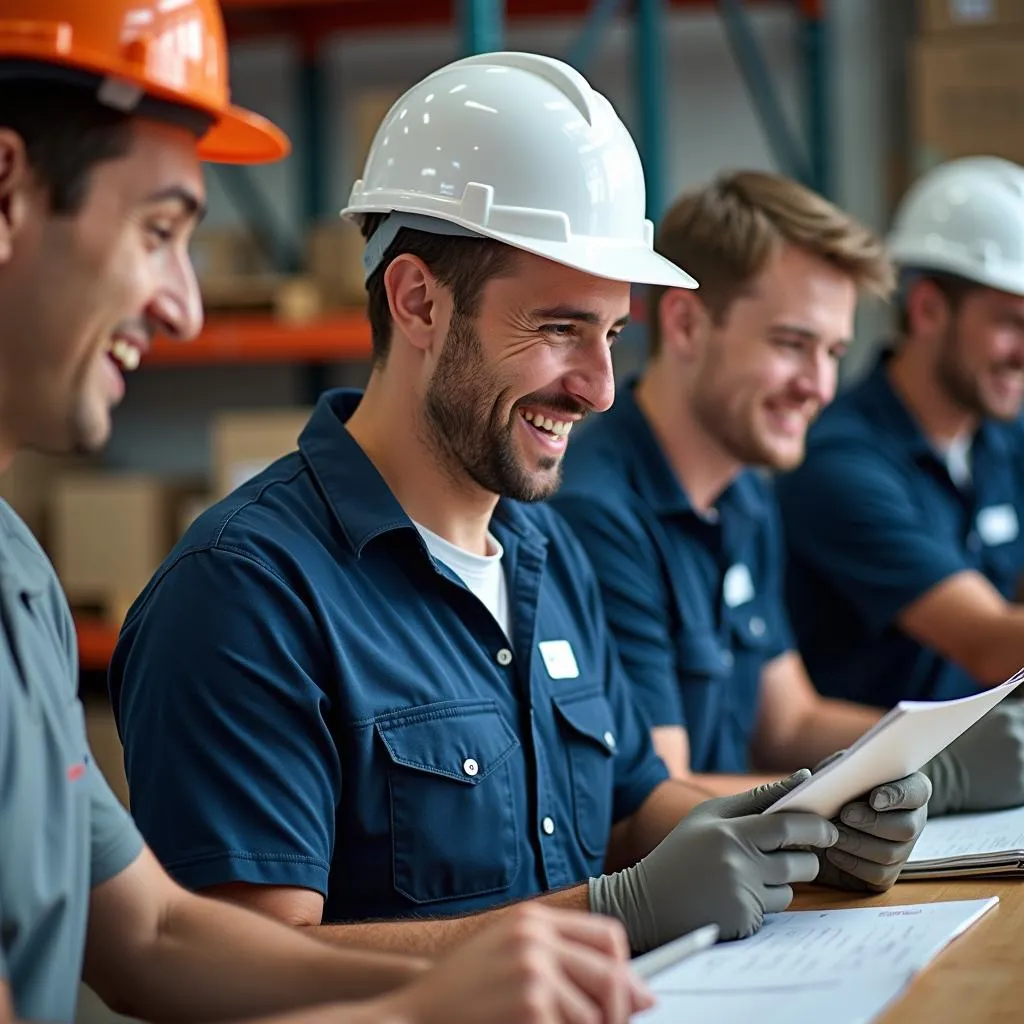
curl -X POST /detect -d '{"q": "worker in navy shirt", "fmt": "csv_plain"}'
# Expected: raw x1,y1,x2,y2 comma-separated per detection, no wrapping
777,157,1024,816
111,54,856,957
0,8,653,1024
555,169,1012,832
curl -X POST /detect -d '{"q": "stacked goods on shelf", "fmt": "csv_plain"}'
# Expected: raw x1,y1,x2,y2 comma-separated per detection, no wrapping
190,227,324,325
912,0,1024,172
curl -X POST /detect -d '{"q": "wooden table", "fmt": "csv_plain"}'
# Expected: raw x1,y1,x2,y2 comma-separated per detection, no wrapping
792,877,1024,1022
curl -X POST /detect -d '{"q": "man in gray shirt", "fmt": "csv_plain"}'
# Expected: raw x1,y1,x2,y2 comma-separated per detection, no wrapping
0,1,650,1021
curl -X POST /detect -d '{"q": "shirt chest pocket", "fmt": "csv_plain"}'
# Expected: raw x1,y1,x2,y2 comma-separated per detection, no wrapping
377,700,521,905
551,691,618,857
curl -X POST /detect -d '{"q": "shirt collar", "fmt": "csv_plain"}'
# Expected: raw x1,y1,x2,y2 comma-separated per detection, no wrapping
859,350,1012,464
612,380,768,522
299,388,547,556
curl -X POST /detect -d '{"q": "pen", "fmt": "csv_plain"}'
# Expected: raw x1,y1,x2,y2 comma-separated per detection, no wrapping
631,924,720,981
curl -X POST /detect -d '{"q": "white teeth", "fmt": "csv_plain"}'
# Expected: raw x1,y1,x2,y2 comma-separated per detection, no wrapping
523,410,535,423
109,339,141,372
540,417,553,431
521,409,574,438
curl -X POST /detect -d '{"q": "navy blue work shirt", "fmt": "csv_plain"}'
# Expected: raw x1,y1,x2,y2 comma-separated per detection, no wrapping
108,389,667,922
551,383,794,774
777,354,1024,706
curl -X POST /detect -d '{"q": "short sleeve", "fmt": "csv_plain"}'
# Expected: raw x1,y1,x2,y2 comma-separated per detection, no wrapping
554,495,685,730
85,738,144,889
777,445,969,634
109,547,339,896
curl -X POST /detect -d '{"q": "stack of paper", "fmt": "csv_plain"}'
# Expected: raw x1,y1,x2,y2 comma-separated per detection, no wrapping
904,804,1024,878
634,898,997,1024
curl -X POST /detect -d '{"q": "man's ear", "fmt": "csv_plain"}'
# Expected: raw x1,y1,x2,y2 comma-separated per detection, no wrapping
0,129,34,266
383,253,450,355
657,288,711,362
905,277,953,341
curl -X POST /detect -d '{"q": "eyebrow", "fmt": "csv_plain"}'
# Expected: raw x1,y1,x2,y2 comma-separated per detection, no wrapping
532,305,631,329
770,324,851,346
142,185,207,223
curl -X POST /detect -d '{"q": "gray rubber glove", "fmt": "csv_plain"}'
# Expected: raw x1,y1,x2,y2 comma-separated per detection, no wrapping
815,771,931,893
922,703,1024,816
589,771,838,951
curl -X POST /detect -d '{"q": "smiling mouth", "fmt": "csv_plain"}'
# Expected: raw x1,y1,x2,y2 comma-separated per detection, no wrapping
105,338,142,372
519,408,575,439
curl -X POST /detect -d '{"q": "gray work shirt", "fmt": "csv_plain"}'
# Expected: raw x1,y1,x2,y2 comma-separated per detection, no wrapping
0,499,143,1021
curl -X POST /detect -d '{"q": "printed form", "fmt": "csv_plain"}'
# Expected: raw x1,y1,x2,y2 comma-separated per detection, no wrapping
634,898,997,1024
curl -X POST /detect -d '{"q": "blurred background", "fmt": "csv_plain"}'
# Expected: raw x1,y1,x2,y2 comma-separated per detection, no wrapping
0,6,1019,1012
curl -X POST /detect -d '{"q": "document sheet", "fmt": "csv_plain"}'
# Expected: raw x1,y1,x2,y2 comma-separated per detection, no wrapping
765,669,1024,818
634,898,997,1024
905,804,1024,877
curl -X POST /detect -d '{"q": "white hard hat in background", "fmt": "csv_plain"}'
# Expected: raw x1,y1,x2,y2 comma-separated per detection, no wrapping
887,156,1024,297
341,51,698,290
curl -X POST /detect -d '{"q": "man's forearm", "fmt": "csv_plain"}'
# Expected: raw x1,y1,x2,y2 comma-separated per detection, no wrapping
757,699,882,772
304,885,591,956
603,778,710,873
105,889,429,1023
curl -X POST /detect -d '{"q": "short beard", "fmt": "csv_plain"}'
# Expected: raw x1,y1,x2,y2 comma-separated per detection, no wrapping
423,311,563,502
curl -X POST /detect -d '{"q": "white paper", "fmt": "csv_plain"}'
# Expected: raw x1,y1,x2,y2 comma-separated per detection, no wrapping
907,804,1024,870
634,899,997,1024
764,670,1024,818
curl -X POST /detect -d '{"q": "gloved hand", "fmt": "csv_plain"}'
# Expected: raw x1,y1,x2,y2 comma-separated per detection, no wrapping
589,771,838,950
815,771,931,893
922,703,1024,816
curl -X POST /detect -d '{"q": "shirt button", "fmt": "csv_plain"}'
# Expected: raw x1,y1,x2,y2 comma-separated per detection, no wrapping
542,816,556,835
603,730,616,749
749,616,766,637
721,650,735,670
496,648,513,666
463,758,479,777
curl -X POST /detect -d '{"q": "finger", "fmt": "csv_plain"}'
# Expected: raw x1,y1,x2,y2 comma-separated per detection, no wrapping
759,849,823,886
549,910,632,964
869,772,932,812
747,812,838,852
557,943,632,1024
762,883,795,915
825,847,899,891
832,823,917,867
715,769,812,818
839,802,926,843
627,972,656,1015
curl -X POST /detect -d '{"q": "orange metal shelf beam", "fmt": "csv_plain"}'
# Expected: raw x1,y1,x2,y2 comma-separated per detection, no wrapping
146,312,372,366
77,616,120,672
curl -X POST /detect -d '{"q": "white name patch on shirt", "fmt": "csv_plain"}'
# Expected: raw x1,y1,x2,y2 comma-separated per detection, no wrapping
976,504,1019,547
539,639,580,680
723,563,756,608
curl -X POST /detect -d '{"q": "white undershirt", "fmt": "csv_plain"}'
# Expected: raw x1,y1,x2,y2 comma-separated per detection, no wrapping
942,434,973,490
412,520,512,638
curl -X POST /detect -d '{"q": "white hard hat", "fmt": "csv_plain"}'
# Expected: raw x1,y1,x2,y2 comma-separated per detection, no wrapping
888,156,1024,297
341,51,697,290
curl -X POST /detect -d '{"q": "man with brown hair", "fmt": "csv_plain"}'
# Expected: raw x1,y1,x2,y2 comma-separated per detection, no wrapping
553,171,937,892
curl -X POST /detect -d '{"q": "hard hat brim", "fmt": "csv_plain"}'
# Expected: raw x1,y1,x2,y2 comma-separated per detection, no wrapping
197,103,291,165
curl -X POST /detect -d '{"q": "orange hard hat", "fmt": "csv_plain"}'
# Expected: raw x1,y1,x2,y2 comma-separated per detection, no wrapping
0,0,289,164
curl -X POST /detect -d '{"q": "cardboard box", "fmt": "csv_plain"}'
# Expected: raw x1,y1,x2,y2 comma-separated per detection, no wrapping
210,409,311,498
911,34,1024,171
50,474,177,613
190,228,265,281
307,220,367,308
0,450,84,546
919,0,1024,34
352,88,404,175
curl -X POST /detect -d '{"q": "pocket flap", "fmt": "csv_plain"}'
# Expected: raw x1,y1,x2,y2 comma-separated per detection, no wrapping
376,700,520,784
552,691,618,754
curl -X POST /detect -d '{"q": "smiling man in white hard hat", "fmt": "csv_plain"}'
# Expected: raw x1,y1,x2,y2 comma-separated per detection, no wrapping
110,52,848,957
0,5,663,1021
778,156,1024,817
